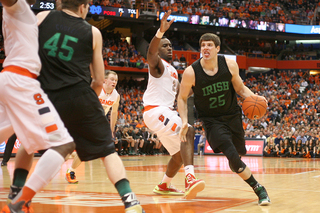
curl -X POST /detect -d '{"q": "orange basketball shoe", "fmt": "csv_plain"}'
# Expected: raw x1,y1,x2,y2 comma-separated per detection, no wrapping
65,169,78,184
153,182,184,195
184,173,205,200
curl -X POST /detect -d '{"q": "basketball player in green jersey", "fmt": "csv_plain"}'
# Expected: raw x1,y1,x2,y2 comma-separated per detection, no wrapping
178,33,271,206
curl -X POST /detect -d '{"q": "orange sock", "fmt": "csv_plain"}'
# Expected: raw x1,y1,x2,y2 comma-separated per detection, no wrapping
14,186,36,204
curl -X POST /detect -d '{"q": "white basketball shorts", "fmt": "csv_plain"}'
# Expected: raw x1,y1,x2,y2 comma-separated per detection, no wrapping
0,68,73,154
143,106,183,155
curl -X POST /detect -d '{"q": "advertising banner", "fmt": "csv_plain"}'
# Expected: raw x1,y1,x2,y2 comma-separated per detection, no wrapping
204,138,265,156
285,24,320,34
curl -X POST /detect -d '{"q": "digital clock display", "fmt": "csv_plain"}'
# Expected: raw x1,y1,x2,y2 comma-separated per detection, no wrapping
31,0,55,10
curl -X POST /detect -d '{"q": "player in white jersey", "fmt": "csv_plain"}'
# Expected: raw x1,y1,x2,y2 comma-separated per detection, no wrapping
143,10,205,199
0,0,75,212
65,71,120,184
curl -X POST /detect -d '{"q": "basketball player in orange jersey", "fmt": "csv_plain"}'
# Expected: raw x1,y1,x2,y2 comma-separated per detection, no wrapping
0,0,75,212
66,71,120,184
143,10,205,199
178,33,270,205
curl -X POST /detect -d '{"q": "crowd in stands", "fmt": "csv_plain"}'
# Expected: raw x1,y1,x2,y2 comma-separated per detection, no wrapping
109,66,320,158
225,37,319,60
102,31,148,69
279,0,319,25
225,37,281,58
281,43,318,60
94,7,320,65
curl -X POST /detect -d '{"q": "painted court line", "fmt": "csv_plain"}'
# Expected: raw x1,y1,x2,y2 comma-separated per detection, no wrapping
293,170,316,175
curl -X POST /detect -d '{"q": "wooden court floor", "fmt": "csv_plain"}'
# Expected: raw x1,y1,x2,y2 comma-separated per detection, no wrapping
1,154,320,213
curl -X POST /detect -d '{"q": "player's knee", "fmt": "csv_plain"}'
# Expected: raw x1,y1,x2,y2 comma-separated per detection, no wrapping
65,142,76,154
224,147,246,173
171,151,183,165
228,158,246,173
51,141,75,159
187,126,195,136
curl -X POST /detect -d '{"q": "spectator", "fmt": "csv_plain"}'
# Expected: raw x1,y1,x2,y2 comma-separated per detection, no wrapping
274,133,283,146
172,54,181,69
197,131,206,155
296,131,307,144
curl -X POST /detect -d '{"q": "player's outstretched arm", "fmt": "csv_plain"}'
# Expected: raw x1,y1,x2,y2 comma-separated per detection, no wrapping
90,26,105,96
178,66,195,142
147,10,174,78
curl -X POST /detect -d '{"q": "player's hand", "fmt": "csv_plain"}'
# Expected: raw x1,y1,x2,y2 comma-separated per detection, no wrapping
254,93,268,105
179,123,188,143
160,10,175,33
257,95,267,105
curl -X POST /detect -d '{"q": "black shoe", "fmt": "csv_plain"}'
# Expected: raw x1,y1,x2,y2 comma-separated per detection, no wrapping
8,185,23,203
254,185,271,206
121,192,145,213
1,161,7,166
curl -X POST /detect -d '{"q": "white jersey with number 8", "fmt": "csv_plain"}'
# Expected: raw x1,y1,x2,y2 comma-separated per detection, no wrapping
143,59,179,108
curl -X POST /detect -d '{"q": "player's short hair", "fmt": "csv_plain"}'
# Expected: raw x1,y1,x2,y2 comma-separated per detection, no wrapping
199,33,221,48
61,0,91,12
105,70,117,78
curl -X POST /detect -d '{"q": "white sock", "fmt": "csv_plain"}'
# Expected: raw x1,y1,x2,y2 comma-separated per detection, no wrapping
161,174,173,185
25,149,65,192
184,165,195,176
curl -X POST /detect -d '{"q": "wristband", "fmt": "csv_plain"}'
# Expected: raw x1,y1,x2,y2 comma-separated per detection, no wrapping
155,29,164,38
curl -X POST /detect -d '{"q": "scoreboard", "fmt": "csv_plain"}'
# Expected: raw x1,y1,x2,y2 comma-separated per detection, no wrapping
89,5,139,19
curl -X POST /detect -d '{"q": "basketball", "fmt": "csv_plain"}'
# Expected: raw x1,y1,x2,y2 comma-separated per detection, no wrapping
242,95,267,119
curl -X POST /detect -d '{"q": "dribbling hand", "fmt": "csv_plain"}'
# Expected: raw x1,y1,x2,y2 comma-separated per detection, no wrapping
179,123,188,143
254,93,268,105
160,10,175,33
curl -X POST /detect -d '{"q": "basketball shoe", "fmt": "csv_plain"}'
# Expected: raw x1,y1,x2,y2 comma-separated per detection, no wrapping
65,169,78,184
153,182,184,196
1,200,33,213
184,173,205,200
254,185,271,206
7,185,22,204
121,192,145,213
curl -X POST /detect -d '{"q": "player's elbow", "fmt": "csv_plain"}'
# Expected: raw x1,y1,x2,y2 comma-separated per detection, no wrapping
178,93,187,102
